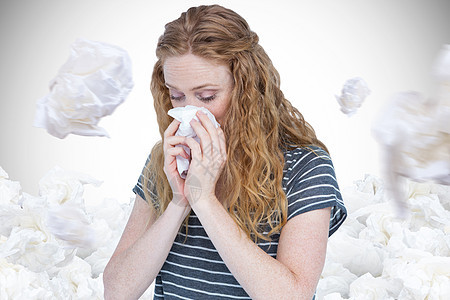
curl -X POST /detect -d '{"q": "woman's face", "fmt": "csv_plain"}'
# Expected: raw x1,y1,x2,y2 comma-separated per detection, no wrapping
163,53,234,125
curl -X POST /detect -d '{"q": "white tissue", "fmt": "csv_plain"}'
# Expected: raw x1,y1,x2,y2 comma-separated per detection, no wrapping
316,175,450,300
335,77,371,116
433,44,450,84
0,165,153,299
167,105,220,178
38,165,102,207
46,205,96,248
2,164,450,299
372,45,450,217
373,91,450,183
33,38,134,139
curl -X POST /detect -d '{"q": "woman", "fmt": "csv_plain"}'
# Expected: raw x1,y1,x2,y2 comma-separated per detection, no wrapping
104,5,346,299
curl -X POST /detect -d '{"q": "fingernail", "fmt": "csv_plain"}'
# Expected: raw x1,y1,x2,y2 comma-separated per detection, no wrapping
197,110,205,115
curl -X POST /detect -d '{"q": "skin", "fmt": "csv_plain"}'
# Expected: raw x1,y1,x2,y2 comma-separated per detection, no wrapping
103,53,331,299
162,53,233,205
163,53,233,125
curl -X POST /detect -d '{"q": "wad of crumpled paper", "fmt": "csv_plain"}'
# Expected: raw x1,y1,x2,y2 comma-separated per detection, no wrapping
33,38,134,138
335,77,371,116
372,44,450,217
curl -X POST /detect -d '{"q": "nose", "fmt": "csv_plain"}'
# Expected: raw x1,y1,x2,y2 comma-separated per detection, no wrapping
184,96,196,107
183,95,205,108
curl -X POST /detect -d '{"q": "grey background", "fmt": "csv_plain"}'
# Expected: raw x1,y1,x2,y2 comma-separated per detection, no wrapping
1,0,449,205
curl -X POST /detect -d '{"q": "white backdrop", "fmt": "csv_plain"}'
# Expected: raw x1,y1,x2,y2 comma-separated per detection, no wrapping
1,0,449,206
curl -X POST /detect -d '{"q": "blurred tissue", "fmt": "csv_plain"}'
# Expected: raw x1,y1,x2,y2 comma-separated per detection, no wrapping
336,77,371,116
372,44,450,216
33,38,134,139
39,166,102,248
46,205,96,248
168,105,220,178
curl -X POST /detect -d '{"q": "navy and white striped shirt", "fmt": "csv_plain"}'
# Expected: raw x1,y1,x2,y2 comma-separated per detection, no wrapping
133,146,347,299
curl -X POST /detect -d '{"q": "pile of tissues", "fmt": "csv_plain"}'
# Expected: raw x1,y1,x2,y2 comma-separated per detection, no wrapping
1,166,449,299
317,175,450,300
0,166,153,299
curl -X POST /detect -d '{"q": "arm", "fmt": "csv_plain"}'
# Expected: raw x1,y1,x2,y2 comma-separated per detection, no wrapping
192,197,331,300
104,119,193,299
103,195,190,300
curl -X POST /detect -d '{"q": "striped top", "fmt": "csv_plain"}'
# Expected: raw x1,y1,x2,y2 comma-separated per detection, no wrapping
133,146,347,299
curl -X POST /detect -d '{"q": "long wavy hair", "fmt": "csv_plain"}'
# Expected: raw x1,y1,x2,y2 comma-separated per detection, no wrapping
144,4,328,242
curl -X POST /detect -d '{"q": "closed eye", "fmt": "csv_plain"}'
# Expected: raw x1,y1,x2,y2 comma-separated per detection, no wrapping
170,94,185,101
198,94,216,102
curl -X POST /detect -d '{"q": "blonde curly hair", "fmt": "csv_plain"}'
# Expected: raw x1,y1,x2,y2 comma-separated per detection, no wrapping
144,4,328,241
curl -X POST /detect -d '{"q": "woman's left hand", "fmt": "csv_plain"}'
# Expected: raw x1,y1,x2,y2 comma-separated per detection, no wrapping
183,110,227,207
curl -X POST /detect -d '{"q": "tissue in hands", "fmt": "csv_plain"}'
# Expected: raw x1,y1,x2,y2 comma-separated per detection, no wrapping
33,38,134,138
167,105,220,178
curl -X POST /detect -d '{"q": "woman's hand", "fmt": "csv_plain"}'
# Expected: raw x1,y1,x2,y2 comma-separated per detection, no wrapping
183,110,227,207
163,119,190,207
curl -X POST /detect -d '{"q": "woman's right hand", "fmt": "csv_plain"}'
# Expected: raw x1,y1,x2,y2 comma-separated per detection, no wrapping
163,119,190,207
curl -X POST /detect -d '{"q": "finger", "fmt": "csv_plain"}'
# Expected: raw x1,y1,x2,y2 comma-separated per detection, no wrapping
165,135,187,149
196,111,221,157
163,119,181,139
190,118,212,155
184,137,202,163
167,145,190,160
163,119,181,151
164,146,189,181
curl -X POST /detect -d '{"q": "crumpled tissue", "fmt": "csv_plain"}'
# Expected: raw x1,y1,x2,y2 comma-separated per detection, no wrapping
46,205,96,249
372,44,450,217
335,77,371,116
38,165,102,207
2,164,450,299
316,174,450,300
167,105,220,178
33,38,134,138
0,165,152,299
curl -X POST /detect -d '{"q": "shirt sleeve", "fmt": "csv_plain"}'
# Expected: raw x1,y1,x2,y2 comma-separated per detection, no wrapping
132,153,159,208
283,146,347,236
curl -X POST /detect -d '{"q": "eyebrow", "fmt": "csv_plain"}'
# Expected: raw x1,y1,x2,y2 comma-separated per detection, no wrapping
165,83,219,91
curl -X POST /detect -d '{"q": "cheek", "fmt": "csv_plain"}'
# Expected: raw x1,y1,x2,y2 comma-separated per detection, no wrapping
170,101,184,109
210,104,229,124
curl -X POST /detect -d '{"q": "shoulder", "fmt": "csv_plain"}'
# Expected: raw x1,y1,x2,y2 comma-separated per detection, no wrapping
282,146,347,236
282,145,335,183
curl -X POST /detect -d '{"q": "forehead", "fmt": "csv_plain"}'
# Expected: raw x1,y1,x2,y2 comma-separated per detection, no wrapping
163,54,231,87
